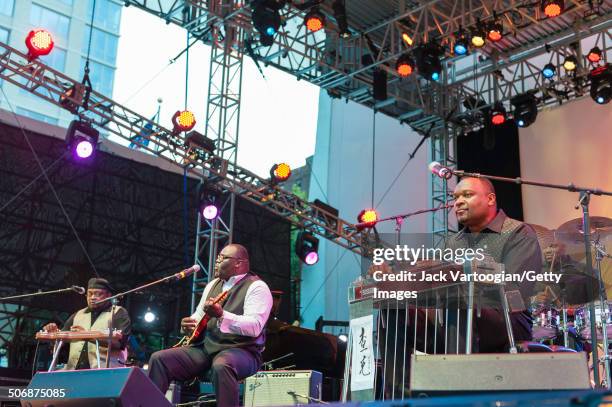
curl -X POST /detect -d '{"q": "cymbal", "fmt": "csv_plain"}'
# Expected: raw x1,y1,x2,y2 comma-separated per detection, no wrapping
555,217,612,244
527,223,555,249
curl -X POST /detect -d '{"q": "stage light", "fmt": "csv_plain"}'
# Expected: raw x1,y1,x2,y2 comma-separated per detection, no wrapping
401,32,414,46
454,30,469,55
270,163,291,182
587,47,602,64
252,0,281,45
511,92,538,128
172,110,196,133
304,8,325,32
25,29,54,59
201,203,219,220
66,120,99,160
487,21,503,42
395,54,414,77
357,209,379,228
563,55,577,72
332,0,350,38
471,26,486,48
542,63,556,79
490,102,506,125
144,309,156,323
590,64,612,105
415,43,442,82
338,334,348,342
295,231,319,265
542,0,564,17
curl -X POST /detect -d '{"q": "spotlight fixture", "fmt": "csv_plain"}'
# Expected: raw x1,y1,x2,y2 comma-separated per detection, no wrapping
172,110,196,133
395,54,414,77
201,202,219,220
357,208,379,229
490,102,507,125
415,43,442,81
542,0,564,17
332,0,350,38
454,30,469,56
587,47,602,64
510,92,538,128
65,120,99,160
401,32,414,46
487,21,503,42
252,0,282,46
295,231,319,265
185,130,215,154
270,163,291,183
542,63,556,79
563,55,577,72
589,63,612,105
25,29,54,59
471,25,486,48
144,308,156,323
338,333,348,342
304,8,325,32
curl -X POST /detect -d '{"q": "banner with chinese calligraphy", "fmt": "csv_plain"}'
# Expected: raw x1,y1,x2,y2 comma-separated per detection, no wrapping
349,314,375,391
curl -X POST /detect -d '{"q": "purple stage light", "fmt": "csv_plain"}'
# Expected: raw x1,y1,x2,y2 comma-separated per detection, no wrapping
202,204,219,220
75,139,94,159
304,251,319,265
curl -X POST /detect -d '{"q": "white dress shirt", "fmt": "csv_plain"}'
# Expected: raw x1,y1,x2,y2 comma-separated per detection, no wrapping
191,273,272,338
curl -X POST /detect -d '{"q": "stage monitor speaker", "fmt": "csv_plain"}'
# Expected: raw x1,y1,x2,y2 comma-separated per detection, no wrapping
410,353,590,395
20,367,171,407
243,370,322,406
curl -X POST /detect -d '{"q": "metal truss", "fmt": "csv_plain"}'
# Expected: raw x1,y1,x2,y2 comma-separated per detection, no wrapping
0,41,376,257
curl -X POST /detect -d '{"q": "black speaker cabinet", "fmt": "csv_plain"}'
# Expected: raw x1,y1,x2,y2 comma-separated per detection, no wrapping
20,367,171,407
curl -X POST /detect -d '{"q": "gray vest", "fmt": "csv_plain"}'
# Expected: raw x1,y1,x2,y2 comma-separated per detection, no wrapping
65,307,128,370
203,274,266,356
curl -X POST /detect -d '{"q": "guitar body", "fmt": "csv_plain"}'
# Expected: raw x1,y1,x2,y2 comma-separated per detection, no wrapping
174,290,229,347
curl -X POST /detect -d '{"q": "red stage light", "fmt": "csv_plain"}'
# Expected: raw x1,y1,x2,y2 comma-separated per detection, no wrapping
172,110,196,132
357,209,379,228
396,55,414,77
487,22,503,42
491,113,506,125
588,47,602,64
304,9,325,32
25,29,54,58
542,0,564,17
271,163,291,182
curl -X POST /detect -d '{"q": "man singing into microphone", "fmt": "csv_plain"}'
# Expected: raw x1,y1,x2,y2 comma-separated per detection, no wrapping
42,278,131,369
148,244,272,407
447,176,542,352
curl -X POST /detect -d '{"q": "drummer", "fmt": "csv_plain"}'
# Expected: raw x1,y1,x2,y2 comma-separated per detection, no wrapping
41,278,131,370
532,240,595,308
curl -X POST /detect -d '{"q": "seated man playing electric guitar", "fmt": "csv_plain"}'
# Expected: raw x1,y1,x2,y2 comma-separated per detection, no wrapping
148,244,272,407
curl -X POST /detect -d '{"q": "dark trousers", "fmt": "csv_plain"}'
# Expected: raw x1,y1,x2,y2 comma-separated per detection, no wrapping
148,346,260,407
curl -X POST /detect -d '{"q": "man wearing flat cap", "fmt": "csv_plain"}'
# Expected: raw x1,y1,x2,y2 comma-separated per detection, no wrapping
42,277,132,369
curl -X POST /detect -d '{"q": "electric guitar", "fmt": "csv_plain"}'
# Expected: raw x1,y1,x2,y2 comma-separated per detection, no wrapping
174,290,230,347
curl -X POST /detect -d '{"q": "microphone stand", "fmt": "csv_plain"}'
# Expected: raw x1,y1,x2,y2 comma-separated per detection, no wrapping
450,168,612,388
92,269,194,368
0,287,81,302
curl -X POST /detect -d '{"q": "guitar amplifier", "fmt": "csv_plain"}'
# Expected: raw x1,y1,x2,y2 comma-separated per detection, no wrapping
243,370,322,406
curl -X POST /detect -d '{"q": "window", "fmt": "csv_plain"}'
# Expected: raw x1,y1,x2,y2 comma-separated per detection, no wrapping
80,58,115,98
16,107,59,125
40,47,67,72
0,26,9,43
30,4,70,47
82,27,118,65
87,0,121,32
0,0,14,17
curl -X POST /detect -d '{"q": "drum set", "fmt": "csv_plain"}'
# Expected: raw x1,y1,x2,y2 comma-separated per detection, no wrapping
528,216,612,387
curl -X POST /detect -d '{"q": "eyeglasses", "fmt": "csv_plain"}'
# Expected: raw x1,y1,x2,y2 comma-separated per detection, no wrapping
217,254,243,262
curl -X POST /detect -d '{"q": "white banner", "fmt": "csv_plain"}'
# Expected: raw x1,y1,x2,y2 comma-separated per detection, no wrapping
349,314,375,392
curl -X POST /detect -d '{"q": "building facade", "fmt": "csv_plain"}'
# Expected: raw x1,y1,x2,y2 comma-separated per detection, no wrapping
0,0,121,127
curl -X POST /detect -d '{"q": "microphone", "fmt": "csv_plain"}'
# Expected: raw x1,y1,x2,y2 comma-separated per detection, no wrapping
174,264,200,280
71,286,86,295
428,161,453,180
